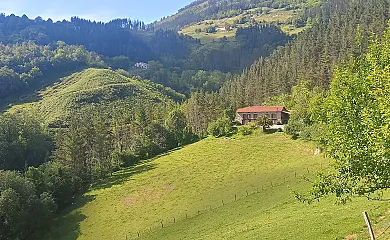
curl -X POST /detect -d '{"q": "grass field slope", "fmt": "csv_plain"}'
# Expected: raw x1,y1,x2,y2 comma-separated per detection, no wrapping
39,132,389,240
10,68,184,124
179,7,304,43
152,0,311,43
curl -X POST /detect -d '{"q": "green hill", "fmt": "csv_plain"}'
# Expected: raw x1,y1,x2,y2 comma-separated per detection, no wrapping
152,0,313,43
39,132,389,239
10,68,184,124
179,7,303,43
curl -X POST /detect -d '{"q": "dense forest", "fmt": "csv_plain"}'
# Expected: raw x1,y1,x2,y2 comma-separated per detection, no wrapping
0,14,290,103
2,0,390,238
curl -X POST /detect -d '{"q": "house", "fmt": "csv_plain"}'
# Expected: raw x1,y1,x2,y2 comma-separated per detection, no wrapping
216,26,226,32
134,62,149,70
236,106,290,125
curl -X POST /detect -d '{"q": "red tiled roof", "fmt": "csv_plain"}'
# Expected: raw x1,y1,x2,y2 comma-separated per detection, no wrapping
237,106,287,113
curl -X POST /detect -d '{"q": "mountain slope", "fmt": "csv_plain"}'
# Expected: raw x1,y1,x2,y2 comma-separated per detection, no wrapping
38,132,389,239
10,68,184,124
219,0,390,108
153,0,310,31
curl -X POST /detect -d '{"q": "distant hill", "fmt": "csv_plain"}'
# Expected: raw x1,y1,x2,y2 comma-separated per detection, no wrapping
10,68,185,125
151,0,317,43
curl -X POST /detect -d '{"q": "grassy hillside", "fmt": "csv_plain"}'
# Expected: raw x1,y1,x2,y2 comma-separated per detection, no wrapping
152,0,313,43
39,132,389,239
10,68,184,124
179,7,304,43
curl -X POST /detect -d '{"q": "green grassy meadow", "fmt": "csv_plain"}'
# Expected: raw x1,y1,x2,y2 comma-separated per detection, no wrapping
179,8,305,44
39,131,390,240
9,68,182,124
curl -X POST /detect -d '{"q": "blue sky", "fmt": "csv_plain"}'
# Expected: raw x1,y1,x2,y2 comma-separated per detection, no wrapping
0,0,193,23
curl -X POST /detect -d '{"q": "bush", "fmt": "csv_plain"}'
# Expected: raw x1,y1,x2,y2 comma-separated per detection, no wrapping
0,171,56,239
25,162,81,209
284,121,305,139
111,150,139,168
239,123,257,136
299,123,327,143
208,117,232,137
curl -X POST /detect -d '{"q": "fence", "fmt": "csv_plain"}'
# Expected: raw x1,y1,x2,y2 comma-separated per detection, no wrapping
123,165,325,240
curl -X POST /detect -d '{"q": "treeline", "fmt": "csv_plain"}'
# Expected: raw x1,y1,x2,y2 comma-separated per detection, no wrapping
0,98,198,239
0,41,104,103
188,24,290,72
154,0,308,30
219,0,390,110
0,14,200,63
135,24,289,95
178,0,390,146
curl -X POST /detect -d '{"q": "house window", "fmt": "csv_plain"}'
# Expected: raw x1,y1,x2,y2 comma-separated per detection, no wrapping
243,114,247,120
271,113,276,119
254,114,258,119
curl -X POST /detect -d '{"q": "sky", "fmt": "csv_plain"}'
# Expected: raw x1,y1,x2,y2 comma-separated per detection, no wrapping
0,0,193,23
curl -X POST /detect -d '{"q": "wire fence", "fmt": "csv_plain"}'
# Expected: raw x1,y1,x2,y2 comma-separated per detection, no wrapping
123,166,324,240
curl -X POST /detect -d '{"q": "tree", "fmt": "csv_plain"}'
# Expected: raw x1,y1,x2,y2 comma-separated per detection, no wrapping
0,171,56,239
165,108,188,146
207,117,232,137
256,115,270,132
0,112,53,171
297,24,390,203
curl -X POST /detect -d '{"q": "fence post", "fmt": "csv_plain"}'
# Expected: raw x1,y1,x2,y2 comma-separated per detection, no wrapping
363,212,376,240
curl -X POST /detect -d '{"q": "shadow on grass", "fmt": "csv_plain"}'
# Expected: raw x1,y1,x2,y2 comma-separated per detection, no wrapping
91,162,157,191
31,194,95,240
265,129,280,134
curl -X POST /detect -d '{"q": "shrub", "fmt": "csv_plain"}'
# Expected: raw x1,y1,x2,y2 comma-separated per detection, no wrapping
284,121,305,139
208,117,232,137
239,123,257,136
0,171,56,239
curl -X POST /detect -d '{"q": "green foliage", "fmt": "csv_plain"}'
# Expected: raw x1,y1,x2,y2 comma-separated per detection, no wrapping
299,23,390,203
40,133,390,240
25,162,81,209
284,121,304,139
239,122,257,136
154,0,307,30
205,26,216,33
0,170,56,239
10,68,184,125
220,0,390,109
207,117,232,137
256,115,271,132
165,108,190,146
0,112,53,171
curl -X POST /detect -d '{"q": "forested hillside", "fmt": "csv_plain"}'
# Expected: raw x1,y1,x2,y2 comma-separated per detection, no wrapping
152,0,311,30
2,0,390,239
219,0,389,108
0,13,292,100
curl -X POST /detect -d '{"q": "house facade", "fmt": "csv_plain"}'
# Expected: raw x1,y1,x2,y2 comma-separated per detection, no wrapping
237,106,290,125
134,62,149,70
